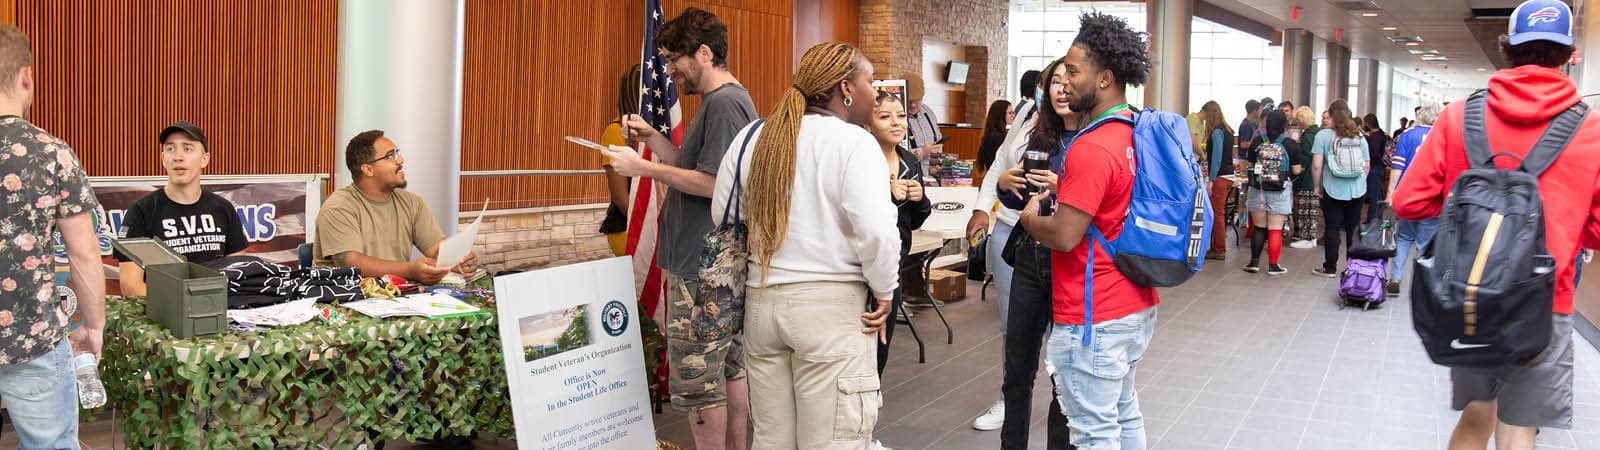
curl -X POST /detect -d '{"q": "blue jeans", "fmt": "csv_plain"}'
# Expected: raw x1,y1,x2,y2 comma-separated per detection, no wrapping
0,338,80,450
1391,218,1439,281
989,220,1016,336
1048,308,1157,450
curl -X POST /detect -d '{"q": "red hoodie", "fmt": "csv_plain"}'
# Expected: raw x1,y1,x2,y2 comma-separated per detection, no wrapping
1392,65,1600,314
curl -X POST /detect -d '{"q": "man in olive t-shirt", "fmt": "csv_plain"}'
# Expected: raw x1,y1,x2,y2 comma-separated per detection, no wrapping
313,130,476,285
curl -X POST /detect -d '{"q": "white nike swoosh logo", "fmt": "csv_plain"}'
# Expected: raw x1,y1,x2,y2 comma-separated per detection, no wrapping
1450,339,1490,350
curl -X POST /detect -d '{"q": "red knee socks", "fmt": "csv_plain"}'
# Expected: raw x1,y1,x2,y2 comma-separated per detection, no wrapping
1268,229,1283,264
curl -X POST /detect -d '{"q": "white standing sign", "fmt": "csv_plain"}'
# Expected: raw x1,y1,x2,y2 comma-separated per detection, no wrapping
921,186,979,236
495,257,656,450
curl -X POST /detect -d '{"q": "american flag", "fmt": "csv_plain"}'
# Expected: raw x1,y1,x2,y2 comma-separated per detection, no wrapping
627,0,681,331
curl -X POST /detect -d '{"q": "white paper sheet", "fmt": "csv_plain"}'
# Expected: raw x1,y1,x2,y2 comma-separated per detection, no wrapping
437,201,489,269
226,298,320,327
341,294,481,319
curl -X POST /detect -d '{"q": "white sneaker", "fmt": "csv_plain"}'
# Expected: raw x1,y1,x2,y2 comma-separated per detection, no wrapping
1289,239,1315,249
972,400,1005,431
872,439,895,450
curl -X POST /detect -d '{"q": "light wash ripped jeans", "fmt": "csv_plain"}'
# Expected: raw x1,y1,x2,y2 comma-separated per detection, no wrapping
1047,307,1157,450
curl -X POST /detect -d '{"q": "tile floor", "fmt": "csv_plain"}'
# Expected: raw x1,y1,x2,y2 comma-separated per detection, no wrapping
650,244,1600,450
8,244,1595,449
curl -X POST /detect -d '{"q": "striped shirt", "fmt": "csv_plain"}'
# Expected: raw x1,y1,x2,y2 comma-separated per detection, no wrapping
906,106,943,152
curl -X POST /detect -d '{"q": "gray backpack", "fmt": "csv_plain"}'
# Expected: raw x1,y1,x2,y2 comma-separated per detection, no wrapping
1326,136,1367,179
1411,90,1586,370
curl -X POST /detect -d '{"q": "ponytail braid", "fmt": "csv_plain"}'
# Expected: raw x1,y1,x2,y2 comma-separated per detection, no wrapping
747,42,860,280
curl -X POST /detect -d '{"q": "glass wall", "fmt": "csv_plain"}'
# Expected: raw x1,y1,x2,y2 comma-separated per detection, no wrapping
1008,1,1146,110
1009,1,1280,125
1188,18,1281,126
1389,70,1428,131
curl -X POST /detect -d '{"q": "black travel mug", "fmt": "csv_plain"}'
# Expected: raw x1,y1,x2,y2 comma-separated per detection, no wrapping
1022,150,1053,216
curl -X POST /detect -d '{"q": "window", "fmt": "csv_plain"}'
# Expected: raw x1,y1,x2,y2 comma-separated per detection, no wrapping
1008,2,1283,127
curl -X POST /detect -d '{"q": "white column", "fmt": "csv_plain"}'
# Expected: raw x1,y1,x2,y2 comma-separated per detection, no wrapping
336,0,465,235
1281,29,1315,108
1357,58,1380,116
1580,1,1600,105
1325,43,1352,104
1144,0,1192,113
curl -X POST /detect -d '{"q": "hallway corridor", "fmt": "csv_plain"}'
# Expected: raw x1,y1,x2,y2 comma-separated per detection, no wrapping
653,244,1600,449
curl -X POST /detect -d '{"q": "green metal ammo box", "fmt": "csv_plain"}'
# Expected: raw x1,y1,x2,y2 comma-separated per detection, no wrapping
112,238,227,338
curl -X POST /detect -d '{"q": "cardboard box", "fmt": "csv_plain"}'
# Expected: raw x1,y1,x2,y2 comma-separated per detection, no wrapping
113,238,227,338
928,269,967,301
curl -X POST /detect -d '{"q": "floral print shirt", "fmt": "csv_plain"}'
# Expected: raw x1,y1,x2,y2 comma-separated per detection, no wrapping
0,115,97,365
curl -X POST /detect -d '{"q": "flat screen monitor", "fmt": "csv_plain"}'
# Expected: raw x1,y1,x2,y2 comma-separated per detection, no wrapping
945,61,969,85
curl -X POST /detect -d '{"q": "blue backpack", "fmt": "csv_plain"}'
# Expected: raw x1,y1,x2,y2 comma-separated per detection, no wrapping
1074,108,1214,343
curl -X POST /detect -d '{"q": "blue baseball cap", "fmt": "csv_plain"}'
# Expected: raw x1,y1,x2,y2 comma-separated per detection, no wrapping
1508,0,1573,46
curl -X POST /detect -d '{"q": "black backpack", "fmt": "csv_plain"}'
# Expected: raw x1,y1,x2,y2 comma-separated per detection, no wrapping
1411,91,1583,370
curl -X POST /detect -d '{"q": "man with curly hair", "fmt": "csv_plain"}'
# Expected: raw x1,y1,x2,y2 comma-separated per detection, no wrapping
598,7,758,450
1018,11,1159,450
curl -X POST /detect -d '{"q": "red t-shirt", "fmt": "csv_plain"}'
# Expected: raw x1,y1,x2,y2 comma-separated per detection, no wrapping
1051,114,1160,325
1391,66,1600,315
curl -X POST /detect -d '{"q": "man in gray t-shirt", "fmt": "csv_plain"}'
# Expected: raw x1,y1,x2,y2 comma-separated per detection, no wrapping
651,83,756,277
598,7,757,449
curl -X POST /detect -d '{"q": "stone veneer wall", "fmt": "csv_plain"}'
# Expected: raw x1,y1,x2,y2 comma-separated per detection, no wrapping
461,205,616,274
858,0,1009,125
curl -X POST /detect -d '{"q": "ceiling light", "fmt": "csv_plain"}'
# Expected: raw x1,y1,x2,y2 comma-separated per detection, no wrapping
1477,68,1487,71
1421,55,1448,61
1362,12,1380,17
1407,49,1426,55
1382,26,1398,31
1405,42,1420,46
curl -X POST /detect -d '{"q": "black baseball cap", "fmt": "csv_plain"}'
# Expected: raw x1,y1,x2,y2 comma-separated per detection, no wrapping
159,120,208,149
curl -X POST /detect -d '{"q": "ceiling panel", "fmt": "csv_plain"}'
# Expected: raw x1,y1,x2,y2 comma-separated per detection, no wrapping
1213,0,1496,89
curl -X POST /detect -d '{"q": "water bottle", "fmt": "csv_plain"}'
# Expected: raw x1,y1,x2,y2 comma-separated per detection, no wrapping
73,353,106,409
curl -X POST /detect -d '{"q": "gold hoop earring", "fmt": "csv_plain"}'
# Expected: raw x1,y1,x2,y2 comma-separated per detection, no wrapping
844,95,854,107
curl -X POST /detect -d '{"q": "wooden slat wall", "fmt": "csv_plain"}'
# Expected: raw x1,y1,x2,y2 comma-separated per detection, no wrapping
12,0,337,178
461,0,796,211
3,0,827,210
793,0,859,65
940,126,982,161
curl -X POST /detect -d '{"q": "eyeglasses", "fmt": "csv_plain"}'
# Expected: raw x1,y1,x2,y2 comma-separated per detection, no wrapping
367,149,400,164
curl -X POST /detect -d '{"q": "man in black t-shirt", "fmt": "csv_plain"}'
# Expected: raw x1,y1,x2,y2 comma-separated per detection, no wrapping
116,121,248,296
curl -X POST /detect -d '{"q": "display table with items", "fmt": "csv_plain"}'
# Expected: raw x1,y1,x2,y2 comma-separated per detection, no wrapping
99,280,514,449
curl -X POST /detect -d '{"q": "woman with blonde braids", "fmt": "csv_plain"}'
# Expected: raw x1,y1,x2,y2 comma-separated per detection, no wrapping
711,42,900,450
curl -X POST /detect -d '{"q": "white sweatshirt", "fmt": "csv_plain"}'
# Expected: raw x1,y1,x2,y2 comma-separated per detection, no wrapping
976,99,1038,226
711,115,902,300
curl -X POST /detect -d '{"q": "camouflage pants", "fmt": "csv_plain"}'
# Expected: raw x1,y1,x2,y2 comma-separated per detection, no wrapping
665,274,746,412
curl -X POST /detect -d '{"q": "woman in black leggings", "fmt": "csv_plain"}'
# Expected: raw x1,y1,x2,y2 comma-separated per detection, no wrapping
992,58,1075,450
865,91,932,375
1311,99,1371,277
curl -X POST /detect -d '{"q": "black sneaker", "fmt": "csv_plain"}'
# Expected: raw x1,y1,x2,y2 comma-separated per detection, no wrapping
1243,261,1261,273
1267,264,1288,276
1386,280,1401,296
1312,267,1337,278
